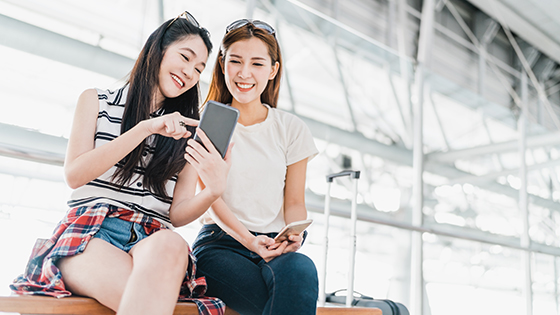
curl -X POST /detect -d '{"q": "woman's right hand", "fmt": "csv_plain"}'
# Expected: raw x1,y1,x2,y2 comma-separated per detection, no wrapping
143,111,198,139
185,128,233,199
250,235,288,262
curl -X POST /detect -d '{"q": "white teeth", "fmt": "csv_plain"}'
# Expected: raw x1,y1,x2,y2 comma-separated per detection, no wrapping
237,83,254,89
171,74,184,87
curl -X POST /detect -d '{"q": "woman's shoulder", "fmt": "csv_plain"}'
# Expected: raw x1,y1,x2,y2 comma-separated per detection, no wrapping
269,106,305,126
95,85,128,106
79,88,99,99
270,108,311,136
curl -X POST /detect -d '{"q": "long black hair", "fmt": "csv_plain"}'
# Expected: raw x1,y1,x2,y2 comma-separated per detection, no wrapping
113,17,212,198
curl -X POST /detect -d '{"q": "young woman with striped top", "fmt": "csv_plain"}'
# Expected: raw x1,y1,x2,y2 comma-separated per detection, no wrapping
11,12,229,315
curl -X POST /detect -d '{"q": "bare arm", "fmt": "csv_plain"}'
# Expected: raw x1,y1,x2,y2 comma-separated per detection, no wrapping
169,130,232,227
280,158,310,253
168,163,225,227
283,158,310,223
64,89,197,189
207,158,310,259
204,189,288,262
207,196,257,247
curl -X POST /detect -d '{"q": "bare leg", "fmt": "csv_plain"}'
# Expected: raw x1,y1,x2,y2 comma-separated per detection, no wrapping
59,230,190,315
58,238,133,311
118,229,190,315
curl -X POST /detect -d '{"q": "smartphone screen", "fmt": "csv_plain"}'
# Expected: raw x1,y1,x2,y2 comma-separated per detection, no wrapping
194,101,239,158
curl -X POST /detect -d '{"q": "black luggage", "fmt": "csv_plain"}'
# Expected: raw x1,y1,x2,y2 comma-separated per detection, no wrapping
326,289,410,315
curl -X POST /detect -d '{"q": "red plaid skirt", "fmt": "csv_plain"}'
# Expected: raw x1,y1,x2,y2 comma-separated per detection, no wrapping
10,203,225,315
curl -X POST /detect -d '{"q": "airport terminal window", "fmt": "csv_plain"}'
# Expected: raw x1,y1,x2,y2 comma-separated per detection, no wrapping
2,0,560,314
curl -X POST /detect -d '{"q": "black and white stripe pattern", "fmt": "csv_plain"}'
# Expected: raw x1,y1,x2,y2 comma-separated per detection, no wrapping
69,86,176,227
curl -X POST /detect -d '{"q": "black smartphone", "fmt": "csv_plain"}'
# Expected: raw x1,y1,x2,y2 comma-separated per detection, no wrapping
194,101,239,158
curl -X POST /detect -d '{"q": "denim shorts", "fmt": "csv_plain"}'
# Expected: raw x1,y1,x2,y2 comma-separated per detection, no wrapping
93,216,150,252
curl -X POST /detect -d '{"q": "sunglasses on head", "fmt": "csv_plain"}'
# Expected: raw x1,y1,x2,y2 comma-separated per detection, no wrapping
166,11,210,37
226,19,276,36
167,11,199,28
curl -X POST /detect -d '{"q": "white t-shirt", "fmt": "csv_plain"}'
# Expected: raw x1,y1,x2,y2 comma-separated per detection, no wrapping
201,105,318,233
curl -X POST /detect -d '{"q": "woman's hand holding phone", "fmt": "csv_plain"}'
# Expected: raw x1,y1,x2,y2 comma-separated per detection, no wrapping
194,101,239,158
251,235,288,262
266,219,312,252
268,233,303,253
185,128,233,198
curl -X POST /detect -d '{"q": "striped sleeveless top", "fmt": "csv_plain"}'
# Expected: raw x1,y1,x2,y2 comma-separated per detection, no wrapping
68,86,178,228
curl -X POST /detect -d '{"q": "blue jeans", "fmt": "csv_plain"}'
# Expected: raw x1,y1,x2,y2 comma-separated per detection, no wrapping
192,224,318,315
93,216,150,252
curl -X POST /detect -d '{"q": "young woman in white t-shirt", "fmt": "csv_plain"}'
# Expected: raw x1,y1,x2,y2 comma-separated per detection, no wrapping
190,19,319,315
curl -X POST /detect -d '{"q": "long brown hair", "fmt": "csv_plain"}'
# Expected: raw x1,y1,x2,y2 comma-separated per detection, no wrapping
113,17,212,198
205,23,282,108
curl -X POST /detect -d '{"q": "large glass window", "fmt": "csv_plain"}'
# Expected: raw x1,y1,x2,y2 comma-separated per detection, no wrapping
1,1,560,314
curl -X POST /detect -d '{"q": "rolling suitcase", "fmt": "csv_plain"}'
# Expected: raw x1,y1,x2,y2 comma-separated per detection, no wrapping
318,170,410,315
318,170,361,307
326,290,409,315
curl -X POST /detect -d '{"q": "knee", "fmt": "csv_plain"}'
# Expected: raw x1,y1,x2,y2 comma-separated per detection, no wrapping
270,253,318,285
264,253,318,303
269,253,318,311
133,230,189,270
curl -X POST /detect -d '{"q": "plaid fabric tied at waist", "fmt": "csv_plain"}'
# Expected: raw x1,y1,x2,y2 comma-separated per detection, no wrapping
10,203,225,315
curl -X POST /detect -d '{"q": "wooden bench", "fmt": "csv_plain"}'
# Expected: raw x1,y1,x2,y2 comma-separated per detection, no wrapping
0,295,381,314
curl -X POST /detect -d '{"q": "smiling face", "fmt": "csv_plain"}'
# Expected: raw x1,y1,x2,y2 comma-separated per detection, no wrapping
156,35,209,106
223,37,279,107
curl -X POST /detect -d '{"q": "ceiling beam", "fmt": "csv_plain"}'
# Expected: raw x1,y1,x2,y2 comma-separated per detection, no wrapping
428,131,560,162
449,158,560,185
0,13,133,79
466,0,560,65
0,123,66,166
305,191,560,257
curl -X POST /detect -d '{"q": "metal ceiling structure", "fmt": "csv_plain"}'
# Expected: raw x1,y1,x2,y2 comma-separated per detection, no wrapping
2,1,560,314
466,0,560,65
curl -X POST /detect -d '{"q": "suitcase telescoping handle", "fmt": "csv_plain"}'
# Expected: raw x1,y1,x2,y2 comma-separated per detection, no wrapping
319,170,361,307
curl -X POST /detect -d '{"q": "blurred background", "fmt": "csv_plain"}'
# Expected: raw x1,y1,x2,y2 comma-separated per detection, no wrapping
1,0,560,314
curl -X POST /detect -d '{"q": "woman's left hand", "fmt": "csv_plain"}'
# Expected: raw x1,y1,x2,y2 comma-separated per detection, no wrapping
283,234,303,253
184,128,232,198
268,233,303,253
